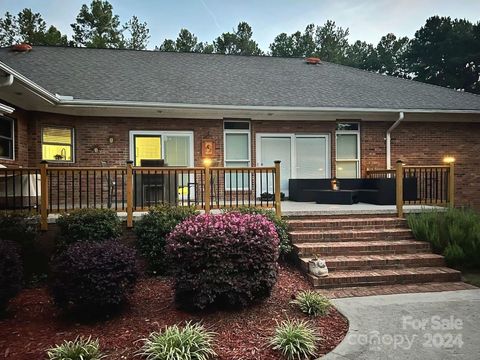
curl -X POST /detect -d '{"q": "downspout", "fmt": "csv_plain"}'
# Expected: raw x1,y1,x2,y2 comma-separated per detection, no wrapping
0,73,13,87
386,111,404,169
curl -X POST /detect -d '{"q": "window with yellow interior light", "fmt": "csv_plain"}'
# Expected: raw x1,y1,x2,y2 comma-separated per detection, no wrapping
41,126,74,162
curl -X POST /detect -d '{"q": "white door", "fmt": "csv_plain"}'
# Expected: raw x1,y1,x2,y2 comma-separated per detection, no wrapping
257,134,330,197
296,136,329,178
257,135,293,196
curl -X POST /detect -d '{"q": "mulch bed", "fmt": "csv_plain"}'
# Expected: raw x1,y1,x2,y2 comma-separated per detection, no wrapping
0,264,348,360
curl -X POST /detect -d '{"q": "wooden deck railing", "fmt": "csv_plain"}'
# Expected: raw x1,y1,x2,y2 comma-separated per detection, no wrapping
367,160,455,217
0,160,282,230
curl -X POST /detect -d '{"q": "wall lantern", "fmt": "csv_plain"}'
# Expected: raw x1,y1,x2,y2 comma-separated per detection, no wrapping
443,156,455,164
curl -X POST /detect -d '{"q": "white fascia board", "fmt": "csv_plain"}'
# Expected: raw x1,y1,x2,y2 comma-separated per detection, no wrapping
0,102,14,114
0,61,58,103
57,99,480,115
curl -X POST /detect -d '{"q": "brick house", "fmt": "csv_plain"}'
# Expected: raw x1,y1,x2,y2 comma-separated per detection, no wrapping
1,46,480,209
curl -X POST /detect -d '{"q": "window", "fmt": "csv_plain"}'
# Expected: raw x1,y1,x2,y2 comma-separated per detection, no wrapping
0,116,13,160
224,121,250,189
131,131,193,167
42,126,74,162
336,122,360,178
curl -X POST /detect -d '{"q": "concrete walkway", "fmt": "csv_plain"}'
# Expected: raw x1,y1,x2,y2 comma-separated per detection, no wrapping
322,289,480,360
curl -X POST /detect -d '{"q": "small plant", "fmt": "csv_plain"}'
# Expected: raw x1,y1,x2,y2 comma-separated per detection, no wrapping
223,206,292,258
56,208,122,247
134,205,198,274
166,212,279,310
0,241,23,313
138,322,217,360
269,319,319,360
50,241,138,315
47,336,105,360
291,290,332,316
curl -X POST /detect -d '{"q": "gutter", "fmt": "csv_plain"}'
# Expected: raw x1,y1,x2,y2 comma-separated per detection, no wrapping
0,102,14,114
386,112,404,169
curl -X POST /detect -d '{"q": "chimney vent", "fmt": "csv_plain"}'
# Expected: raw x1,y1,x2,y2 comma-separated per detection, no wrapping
305,57,321,65
11,43,32,52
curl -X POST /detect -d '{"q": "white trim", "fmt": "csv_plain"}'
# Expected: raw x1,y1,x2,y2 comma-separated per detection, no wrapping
0,62,57,103
128,130,194,167
256,133,331,195
0,103,14,114
223,120,251,190
0,115,14,160
335,122,361,178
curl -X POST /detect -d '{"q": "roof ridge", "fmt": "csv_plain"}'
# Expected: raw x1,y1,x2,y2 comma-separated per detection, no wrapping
323,60,480,99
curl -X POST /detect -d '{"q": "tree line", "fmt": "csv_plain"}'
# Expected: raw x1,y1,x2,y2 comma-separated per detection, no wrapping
0,0,479,94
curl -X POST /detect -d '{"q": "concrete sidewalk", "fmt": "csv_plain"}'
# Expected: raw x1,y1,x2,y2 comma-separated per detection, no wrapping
322,289,480,360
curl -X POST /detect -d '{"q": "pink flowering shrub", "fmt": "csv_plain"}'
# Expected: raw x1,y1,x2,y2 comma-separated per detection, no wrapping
166,212,280,310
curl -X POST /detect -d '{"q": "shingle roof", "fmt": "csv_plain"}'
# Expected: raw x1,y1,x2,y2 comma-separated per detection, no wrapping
1,46,480,111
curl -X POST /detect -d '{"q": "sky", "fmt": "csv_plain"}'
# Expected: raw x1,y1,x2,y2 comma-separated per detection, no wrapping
1,0,480,50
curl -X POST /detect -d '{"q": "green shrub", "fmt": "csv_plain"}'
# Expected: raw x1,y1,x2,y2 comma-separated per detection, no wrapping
291,290,332,317
408,208,480,268
47,336,105,360
134,205,198,275
443,243,466,267
223,207,292,258
0,212,45,284
0,241,23,313
50,241,138,316
138,322,216,360
56,208,122,247
269,319,319,360
0,211,38,248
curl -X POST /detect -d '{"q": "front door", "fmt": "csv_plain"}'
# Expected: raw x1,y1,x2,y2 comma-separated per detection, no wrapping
256,134,330,196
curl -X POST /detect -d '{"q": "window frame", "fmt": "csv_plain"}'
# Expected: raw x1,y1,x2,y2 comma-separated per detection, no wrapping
41,126,75,163
128,130,194,167
223,120,251,190
335,122,361,178
0,116,14,160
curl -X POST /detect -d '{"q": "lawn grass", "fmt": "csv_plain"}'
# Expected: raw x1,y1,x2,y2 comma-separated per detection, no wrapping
462,271,480,288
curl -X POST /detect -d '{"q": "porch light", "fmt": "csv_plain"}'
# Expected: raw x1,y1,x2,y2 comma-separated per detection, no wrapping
203,158,212,167
443,156,455,164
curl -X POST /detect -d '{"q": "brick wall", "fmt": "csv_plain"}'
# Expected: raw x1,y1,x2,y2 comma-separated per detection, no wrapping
5,109,480,209
27,112,224,167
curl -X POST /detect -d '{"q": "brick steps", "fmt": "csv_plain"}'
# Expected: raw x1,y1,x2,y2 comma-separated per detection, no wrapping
290,215,464,293
308,267,461,288
295,240,431,257
288,217,407,231
299,253,445,271
290,228,413,243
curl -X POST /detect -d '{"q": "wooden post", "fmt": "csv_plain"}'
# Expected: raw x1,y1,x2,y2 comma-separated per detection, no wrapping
126,161,133,228
448,162,455,208
395,160,404,218
204,165,211,214
274,160,282,217
40,161,48,231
